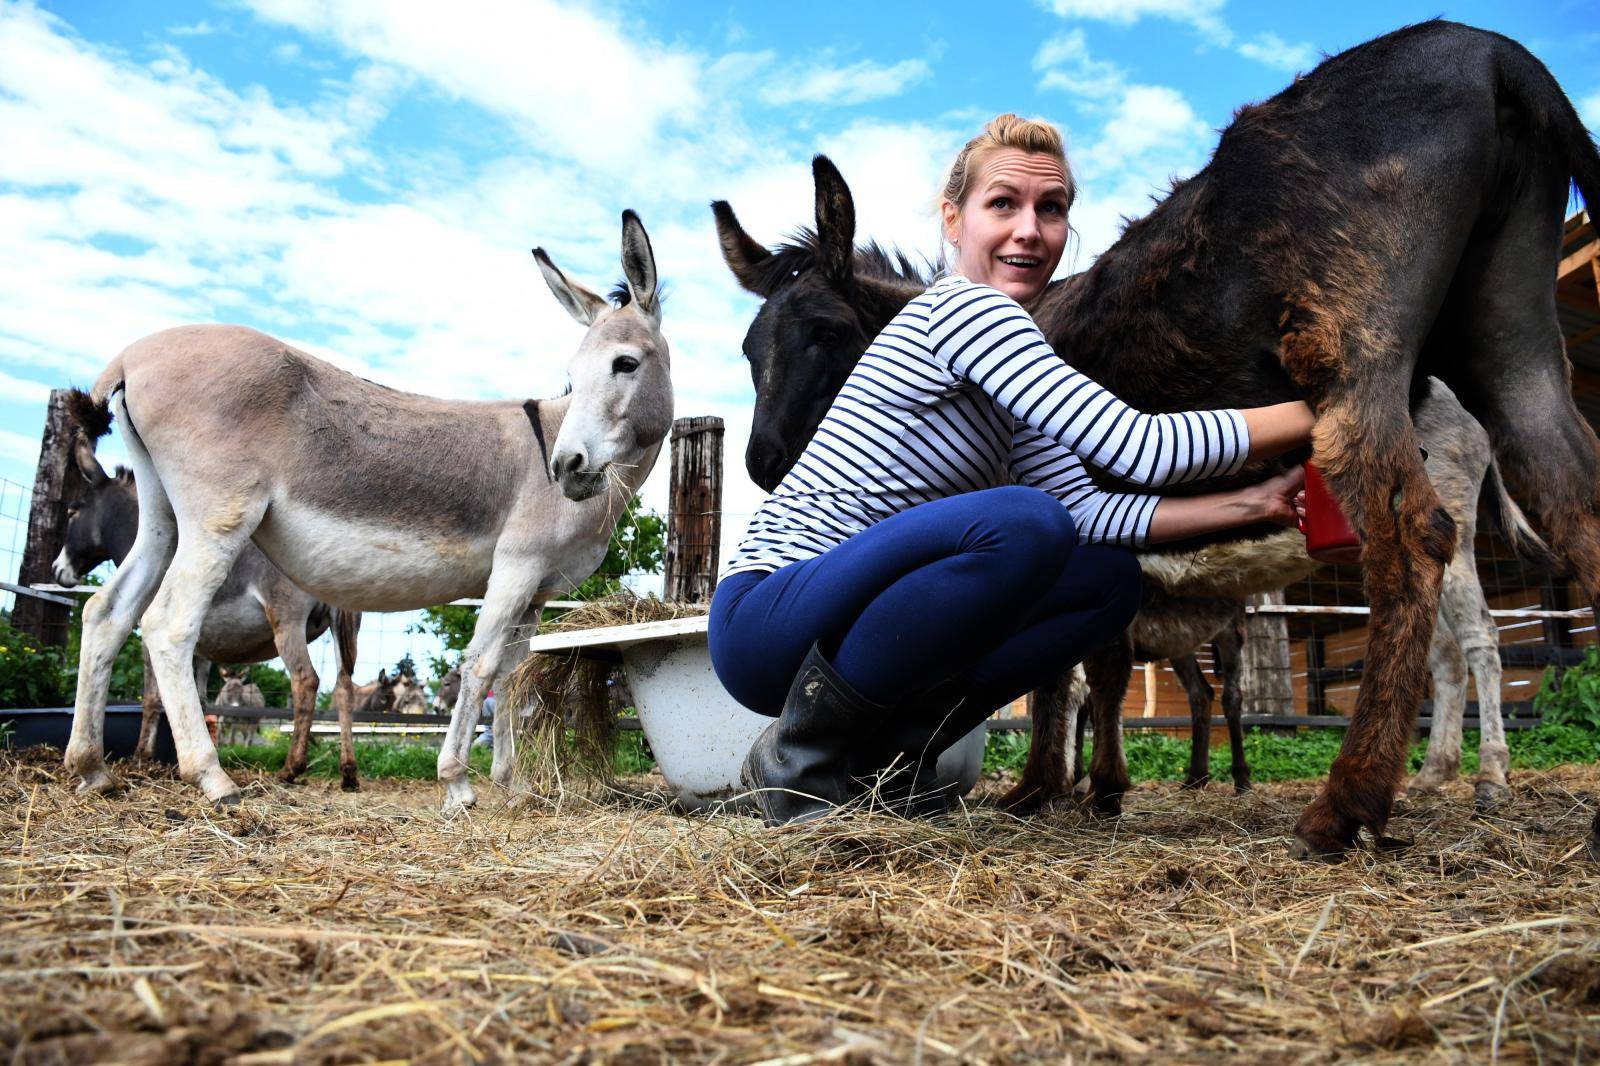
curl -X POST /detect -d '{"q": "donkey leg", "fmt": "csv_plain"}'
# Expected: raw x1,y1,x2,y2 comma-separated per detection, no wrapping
268,604,322,786
490,601,545,789
998,668,1075,812
136,644,162,759
1434,178,1600,853
439,573,536,813
141,513,260,805
66,489,177,795
1292,395,1453,857
1171,655,1214,790
1214,613,1251,793
1084,636,1134,816
1409,616,1465,796
1438,569,1510,810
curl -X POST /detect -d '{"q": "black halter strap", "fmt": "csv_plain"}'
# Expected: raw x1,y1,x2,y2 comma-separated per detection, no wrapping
523,399,553,483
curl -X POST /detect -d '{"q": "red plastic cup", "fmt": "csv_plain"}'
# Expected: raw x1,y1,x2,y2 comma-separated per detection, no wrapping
1297,461,1362,564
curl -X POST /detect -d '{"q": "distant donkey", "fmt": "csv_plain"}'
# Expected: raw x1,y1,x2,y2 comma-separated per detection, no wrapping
64,211,672,812
393,672,429,715
333,670,398,717
53,433,365,788
431,666,462,713
216,668,265,708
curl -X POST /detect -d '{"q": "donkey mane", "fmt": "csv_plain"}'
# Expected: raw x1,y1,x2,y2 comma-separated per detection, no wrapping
608,280,669,308
750,228,930,294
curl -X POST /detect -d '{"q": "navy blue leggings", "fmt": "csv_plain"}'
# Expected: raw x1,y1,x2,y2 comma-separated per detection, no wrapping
709,486,1143,717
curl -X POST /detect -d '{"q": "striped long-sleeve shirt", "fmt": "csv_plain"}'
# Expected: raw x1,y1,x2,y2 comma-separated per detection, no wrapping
725,274,1250,577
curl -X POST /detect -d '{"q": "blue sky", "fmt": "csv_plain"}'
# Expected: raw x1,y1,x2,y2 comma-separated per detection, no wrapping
1,0,1597,683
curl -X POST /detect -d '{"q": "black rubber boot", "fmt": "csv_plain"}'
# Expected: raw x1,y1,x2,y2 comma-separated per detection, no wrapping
740,643,890,826
855,680,972,817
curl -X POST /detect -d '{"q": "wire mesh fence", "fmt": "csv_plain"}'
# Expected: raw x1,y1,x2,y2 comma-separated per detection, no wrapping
0,475,32,618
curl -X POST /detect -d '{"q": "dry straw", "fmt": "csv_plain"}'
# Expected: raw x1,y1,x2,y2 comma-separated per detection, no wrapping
3,747,1598,1062
499,593,708,798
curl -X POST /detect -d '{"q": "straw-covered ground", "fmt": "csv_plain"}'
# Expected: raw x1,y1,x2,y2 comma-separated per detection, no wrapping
3,748,1597,1064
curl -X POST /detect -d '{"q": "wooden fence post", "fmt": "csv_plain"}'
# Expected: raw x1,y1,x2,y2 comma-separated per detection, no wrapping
12,389,87,647
1242,590,1294,721
663,416,724,604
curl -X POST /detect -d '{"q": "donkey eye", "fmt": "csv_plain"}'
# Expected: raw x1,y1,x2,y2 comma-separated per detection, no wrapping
612,355,640,375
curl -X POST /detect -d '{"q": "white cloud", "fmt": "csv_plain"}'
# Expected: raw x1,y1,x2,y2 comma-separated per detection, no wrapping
1064,85,1214,264
1034,29,1127,100
1236,32,1318,73
0,369,52,405
1039,0,1230,44
167,20,221,37
243,0,705,175
1582,90,1600,132
761,57,932,108
0,427,40,472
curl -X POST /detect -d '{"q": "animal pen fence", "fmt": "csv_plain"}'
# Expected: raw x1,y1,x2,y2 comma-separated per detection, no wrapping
7,213,1599,736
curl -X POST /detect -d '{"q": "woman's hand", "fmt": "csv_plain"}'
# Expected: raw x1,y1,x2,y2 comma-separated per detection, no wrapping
1145,465,1307,543
1240,465,1306,528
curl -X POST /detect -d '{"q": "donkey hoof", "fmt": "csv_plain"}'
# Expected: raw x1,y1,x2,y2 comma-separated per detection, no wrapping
341,775,362,793
1588,831,1600,864
1180,775,1209,792
75,768,122,796
1472,781,1511,812
275,768,302,785
1373,834,1412,853
1233,780,1253,795
212,791,243,809
442,779,477,814
1289,829,1352,862
1091,793,1124,818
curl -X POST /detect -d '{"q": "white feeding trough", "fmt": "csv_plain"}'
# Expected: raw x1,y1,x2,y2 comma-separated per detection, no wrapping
524,614,988,811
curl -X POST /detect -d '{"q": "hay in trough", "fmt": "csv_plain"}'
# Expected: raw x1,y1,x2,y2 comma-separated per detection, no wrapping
500,594,709,798
3,747,1598,1063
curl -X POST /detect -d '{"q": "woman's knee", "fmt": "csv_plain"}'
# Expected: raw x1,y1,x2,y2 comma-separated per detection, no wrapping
1098,546,1143,629
984,486,1076,564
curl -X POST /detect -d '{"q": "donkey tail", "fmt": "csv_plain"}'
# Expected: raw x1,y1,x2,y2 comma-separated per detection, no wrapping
332,609,362,682
1495,36,1600,217
1483,456,1561,571
64,387,113,442
88,352,127,412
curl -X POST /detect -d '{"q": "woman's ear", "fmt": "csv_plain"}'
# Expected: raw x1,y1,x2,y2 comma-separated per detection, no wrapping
939,199,960,246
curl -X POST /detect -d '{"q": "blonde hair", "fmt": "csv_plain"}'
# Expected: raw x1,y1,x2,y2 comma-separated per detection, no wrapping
940,113,1075,215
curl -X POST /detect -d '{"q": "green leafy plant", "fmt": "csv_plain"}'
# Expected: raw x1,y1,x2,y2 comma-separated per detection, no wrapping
409,496,665,678
0,617,68,709
1534,646,1600,730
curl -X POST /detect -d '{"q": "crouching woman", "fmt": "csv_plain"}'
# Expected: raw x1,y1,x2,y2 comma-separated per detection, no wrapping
711,114,1313,826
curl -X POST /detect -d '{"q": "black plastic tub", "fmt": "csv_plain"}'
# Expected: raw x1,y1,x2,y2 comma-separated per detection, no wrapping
2,704,178,764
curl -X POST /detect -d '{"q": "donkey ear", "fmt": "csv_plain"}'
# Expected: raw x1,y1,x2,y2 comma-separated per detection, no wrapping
711,200,774,296
620,209,660,324
377,669,390,684
813,155,856,285
72,433,109,487
533,248,608,326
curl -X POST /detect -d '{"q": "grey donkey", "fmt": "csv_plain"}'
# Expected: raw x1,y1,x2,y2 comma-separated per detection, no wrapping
63,211,671,812
53,430,366,789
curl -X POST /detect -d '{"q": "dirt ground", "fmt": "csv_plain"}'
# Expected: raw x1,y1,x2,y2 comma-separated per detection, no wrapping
2,749,1597,1064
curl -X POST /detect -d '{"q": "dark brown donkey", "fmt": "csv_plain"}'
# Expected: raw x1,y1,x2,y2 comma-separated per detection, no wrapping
716,21,1600,858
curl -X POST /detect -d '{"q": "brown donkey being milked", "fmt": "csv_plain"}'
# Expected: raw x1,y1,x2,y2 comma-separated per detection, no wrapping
716,21,1600,858
64,211,672,812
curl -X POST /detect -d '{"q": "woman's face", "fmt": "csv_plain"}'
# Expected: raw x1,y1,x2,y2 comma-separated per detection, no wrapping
943,148,1070,304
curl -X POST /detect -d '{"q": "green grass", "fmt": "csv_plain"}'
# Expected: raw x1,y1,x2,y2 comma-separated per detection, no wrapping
218,730,662,780
982,722,1600,782
217,720,1600,785
217,736,492,779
